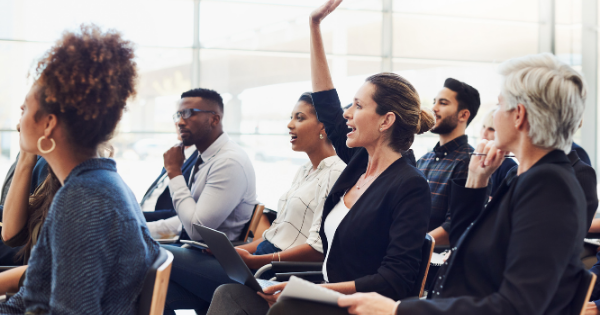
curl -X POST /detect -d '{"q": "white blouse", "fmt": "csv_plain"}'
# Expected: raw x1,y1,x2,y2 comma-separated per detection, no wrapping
322,195,350,282
262,155,345,254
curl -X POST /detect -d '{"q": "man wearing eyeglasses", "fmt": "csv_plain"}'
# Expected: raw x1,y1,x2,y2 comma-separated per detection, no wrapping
145,88,257,243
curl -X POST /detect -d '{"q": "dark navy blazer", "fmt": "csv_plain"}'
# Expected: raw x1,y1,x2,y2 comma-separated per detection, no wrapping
142,150,199,223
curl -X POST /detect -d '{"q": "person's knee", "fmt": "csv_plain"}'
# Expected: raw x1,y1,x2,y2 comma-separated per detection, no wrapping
268,299,300,315
212,284,239,303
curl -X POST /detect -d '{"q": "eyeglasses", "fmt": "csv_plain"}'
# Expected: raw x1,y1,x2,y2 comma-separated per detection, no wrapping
173,108,216,123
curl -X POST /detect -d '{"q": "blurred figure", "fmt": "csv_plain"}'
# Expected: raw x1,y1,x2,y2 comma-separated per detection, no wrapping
479,108,517,196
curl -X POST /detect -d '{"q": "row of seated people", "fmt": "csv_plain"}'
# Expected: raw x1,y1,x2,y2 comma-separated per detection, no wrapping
0,1,597,314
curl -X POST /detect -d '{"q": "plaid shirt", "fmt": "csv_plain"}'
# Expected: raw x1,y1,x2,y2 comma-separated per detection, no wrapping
417,135,473,231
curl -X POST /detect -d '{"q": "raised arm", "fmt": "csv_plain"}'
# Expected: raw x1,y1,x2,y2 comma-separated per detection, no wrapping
1,151,37,242
309,0,360,163
309,0,341,93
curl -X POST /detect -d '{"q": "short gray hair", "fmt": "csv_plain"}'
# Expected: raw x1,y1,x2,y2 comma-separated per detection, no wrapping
499,53,586,153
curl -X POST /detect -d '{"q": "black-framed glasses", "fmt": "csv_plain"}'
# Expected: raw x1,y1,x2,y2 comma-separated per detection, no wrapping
173,108,216,123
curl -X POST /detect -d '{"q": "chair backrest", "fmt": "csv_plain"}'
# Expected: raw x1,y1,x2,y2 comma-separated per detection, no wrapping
138,248,174,315
239,204,265,242
571,270,597,315
410,234,435,298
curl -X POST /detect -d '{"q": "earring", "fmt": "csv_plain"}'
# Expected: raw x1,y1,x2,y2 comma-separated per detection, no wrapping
37,136,56,154
379,127,383,132
319,134,324,140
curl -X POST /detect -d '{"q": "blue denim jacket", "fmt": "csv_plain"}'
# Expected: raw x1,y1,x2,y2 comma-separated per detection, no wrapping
0,158,160,315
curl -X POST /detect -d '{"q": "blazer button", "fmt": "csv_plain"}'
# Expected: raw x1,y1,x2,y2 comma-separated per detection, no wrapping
436,157,439,161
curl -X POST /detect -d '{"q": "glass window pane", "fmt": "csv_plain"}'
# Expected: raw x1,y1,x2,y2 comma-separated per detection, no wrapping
200,1,382,56
198,50,381,133
556,0,582,25
0,0,194,47
392,0,538,22
393,14,539,61
123,47,193,133
213,0,382,10
0,41,52,131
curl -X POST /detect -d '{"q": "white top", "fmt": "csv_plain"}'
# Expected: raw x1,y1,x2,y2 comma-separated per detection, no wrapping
262,156,345,253
141,146,196,213
147,132,257,241
322,195,350,282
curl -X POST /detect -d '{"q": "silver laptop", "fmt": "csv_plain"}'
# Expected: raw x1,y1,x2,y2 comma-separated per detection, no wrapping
193,224,279,293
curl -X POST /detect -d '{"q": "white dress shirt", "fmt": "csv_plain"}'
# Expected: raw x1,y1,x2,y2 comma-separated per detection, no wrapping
147,132,257,241
262,155,345,253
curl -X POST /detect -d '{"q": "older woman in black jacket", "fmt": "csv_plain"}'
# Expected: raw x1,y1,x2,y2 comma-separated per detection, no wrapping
331,52,588,315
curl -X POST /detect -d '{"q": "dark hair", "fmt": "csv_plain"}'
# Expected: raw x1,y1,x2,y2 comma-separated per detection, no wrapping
366,72,435,152
181,88,224,113
17,167,60,263
298,92,313,106
443,78,481,125
34,25,137,151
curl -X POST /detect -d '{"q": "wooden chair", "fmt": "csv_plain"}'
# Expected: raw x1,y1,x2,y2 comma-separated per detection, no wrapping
413,233,435,298
232,204,264,245
138,247,174,315
571,270,597,315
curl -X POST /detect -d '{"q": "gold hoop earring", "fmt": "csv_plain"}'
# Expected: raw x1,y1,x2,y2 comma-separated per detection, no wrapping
319,134,324,140
37,136,56,154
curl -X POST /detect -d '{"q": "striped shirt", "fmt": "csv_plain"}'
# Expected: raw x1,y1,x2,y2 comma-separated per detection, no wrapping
416,135,473,231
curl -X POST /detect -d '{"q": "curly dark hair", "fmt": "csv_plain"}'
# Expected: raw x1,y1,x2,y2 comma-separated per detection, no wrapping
34,24,137,150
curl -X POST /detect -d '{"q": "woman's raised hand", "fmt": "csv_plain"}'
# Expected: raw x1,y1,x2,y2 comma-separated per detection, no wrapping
310,0,343,25
466,139,506,189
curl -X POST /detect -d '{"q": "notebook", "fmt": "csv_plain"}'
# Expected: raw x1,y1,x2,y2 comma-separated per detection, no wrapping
279,276,343,306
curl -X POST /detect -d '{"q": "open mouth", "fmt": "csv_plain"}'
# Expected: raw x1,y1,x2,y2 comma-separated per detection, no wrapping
347,125,356,137
290,133,298,143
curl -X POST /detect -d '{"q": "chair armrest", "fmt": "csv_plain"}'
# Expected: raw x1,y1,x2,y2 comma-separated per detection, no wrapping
275,271,324,283
586,232,600,239
270,261,323,273
433,244,450,254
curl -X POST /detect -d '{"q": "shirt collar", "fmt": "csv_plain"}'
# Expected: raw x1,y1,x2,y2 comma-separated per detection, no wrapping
64,158,116,184
198,132,229,161
433,135,469,157
184,145,197,159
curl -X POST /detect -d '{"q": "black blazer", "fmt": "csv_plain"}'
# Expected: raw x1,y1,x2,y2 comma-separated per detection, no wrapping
397,150,587,315
568,150,598,230
142,150,198,222
312,89,430,300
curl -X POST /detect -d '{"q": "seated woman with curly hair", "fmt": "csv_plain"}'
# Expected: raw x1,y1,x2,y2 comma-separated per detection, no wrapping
0,25,160,314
